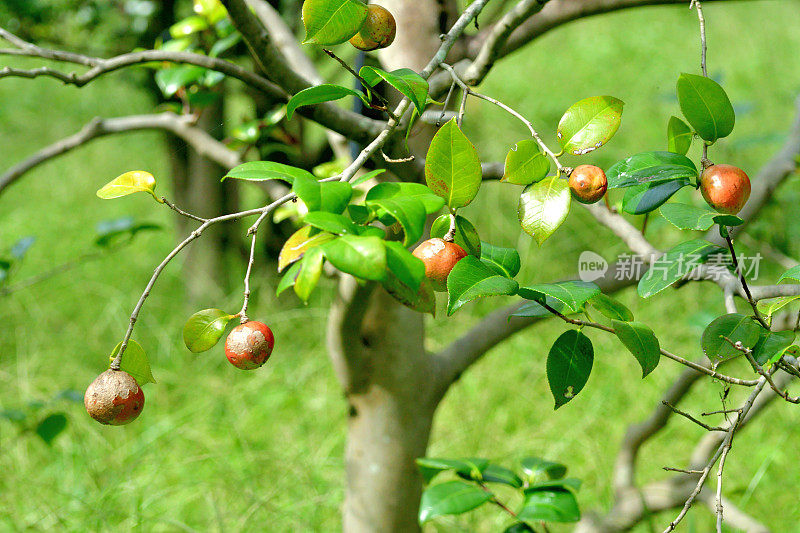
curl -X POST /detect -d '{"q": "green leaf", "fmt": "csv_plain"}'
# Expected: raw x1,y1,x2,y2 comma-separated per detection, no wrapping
701,313,763,361
667,116,693,155
446,256,519,316
425,118,482,209
430,214,481,258
11,236,35,259
481,464,523,488
323,235,387,281
779,265,800,283
359,66,429,113
519,488,581,523
520,457,567,481
612,320,661,377
96,171,160,201
511,298,576,319
676,73,735,142
276,261,302,296
286,84,368,119
638,239,721,298
293,175,353,213
588,294,633,322
294,246,325,302
623,179,693,215
301,0,368,45
753,330,795,366
518,177,571,245
366,196,426,247
170,15,209,37
519,281,600,313
303,211,359,235
95,217,161,247
606,151,697,189
502,139,550,185
504,523,535,533
155,65,207,97
758,295,800,319
366,182,445,214
222,161,315,183
209,31,242,57
416,457,490,484
547,330,593,409
384,241,425,293
278,225,336,272
418,481,493,524
35,413,67,445
109,340,156,385
382,274,436,316
556,95,624,156
479,242,521,278
182,308,237,353
351,168,387,187
659,203,719,231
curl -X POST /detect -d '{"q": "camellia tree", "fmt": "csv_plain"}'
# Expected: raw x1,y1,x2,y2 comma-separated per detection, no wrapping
3,0,800,531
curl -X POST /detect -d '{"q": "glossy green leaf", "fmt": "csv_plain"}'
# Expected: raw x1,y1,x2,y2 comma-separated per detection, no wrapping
478,242,521,278
366,196,426,247
753,330,795,366
518,177,571,245
293,175,353,213
701,313,763,361
223,161,315,183
365,182,445,214
659,203,719,231
667,116,693,155
779,265,800,283
155,65,206,97
520,457,567,481
430,214,481,258
359,66,429,113
36,413,67,445
612,320,661,377
446,256,519,316
416,458,490,484
286,84,368,119
301,0,368,45
606,151,697,189
547,330,593,409
637,239,721,298
323,235,386,281
588,293,633,322
209,30,241,57
519,488,581,523
294,246,325,302
276,261,302,296
303,211,359,235
480,464,523,488
757,295,800,319
109,340,156,385
511,298,576,320
622,178,693,215
170,15,209,37
351,168,387,187
425,119,482,209
676,73,735,142
97,171,160,201
502,139,550,185
384,241,425,293
418,481,493,524
182,308,237,353
556,95,624,155
519,281,600,313
194,0,228,23
278,225,336,272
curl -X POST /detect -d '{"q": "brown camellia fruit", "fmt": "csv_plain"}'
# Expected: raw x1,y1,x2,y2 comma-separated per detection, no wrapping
349,4,396,51
700,164,751,215
412,238,468,292
224,321,275,370
568,165,608,204
84,369,145,426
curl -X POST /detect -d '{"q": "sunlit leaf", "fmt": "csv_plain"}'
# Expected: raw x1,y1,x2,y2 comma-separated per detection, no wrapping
556,96,624,156
97,171,160,202
302,0,368,45
425,119,482,209
109,340,156,385
183,308,237,353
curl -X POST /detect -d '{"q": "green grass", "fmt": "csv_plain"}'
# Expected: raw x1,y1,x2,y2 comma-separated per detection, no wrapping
3,2,800,531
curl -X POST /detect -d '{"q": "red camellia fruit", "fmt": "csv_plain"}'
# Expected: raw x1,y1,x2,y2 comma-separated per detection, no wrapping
412,238,468,292
224,321,275,370
84,369,145,425
349,4,396,51
700,164,751,215
568,165,608,204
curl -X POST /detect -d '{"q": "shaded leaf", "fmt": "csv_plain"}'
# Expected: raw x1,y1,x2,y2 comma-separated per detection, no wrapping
366,196,426,247
36,413,67,445
519,487,580,523
520,457,567,481
701,313,763,361
547,330,593,409
479,242,521,278
416,457,490,484
638,240,721,298
286,84,368,119
519,281,600,313
446,256,519,316
606,151,697,189
360,66,429,113
418,481,493,524
612,320,661,377
294,246,325,302
667,116,693,155
223,161,315,183
677,73,735,142
753,330,795,366
588,293,633,322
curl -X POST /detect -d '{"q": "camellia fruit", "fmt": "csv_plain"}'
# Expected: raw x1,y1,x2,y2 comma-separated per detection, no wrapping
700,164,751,215
224,321,275,370
412,238,468,292
349,4,396,51
84,369,145,425
568,165,608,204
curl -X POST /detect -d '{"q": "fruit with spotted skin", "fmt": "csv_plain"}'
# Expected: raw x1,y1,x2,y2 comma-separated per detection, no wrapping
412,238,467,292
568,165,608,204
700,164,751,215
349,4,396,51
224,321,275,370
84,369,145,425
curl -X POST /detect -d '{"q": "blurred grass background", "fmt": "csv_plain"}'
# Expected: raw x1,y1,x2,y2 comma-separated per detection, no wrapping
2,1,800,531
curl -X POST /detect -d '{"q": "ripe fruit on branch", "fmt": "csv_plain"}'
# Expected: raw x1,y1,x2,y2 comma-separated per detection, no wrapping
349,4,396,51
225,321,275,370
84,369,144,425
700,164,751,215
412,238,467,292
568,165,608,204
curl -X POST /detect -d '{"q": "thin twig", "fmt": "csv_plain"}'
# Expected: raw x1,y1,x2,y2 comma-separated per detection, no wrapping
161,197,207,223
662,401,726,431
238,232,258,323
724,233,770,328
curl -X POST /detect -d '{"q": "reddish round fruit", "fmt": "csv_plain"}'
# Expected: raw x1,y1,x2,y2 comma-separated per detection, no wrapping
224,321,275,370
700,164,751,215
568,165,608,204
84,369,145,426
349,4,396,51
412,238,468,292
